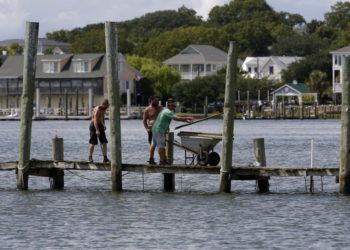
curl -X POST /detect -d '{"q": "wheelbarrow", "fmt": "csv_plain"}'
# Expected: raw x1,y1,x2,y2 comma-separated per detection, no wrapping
173,131,222,166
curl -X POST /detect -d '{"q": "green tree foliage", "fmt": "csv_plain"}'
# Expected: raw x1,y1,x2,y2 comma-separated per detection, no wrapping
8,43,23,55
71,29,105,53
272,33,329,56
306,70,330,99
46,29,71,42
127,55,180,99
282,51,332,84
208,0,280,26
141,26,226,61
325,2,350,30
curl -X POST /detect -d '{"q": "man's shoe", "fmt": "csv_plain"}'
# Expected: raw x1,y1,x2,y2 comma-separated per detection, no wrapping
148,158,157,165
103,156,110,163
88,156,93,163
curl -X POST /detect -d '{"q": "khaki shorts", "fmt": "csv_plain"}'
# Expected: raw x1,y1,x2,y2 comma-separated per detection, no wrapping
152,132,166,148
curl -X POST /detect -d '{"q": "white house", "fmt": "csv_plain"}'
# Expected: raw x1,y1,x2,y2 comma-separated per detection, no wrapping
330,46,350,94
163,45,228,80
241,56,302,81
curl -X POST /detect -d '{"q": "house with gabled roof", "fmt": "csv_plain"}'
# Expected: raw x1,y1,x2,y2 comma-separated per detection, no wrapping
0,53,142,112
242,56,302,81
271,82,318,105
329,45,350,95
163,44,229,80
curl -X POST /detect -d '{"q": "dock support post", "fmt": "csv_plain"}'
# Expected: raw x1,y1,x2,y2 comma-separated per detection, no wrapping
75,88,79,116
219,41,236,193
51,136,64,189
127,88,131,117
105,21,123,191
203,96,208,117
88,88,94,117
17,22,39,190
64,88,68,120
35,87,40,117
164,132,175,191
340,56,350,194
254,138,269,192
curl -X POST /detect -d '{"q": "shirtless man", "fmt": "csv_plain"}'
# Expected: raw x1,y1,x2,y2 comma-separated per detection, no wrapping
143,96,163,164
88,99,110,163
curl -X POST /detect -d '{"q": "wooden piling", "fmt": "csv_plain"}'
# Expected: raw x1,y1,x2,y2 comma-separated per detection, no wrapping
17,22,39,190
51,137,64,189
203,96,208,118
35,87,40,117
105,22,122,191
247,90,250,119
219,41,237,193
254,138,269,192
164,132,175,191
339,56,350,194
88,88,94,117
75,88,79,116
64,88,68,120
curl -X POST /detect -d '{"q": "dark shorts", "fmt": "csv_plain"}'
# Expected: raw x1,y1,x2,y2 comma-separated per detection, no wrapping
89,122,108,145
148,130,152,144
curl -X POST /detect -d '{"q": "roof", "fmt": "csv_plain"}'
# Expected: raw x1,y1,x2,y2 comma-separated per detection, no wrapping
163,44,227,64
330,46,350,54
0,53,141,81
272,83,311,95
243,56,302,69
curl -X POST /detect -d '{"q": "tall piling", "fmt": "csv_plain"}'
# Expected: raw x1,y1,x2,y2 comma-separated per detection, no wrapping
64,88,68,120
339,56,350,194
105,22,122,191
164,132,175,191
219,41,237,193
51,136,64,189
88,88,94,117
254,138,269,192
35,87,40,117
17,22,39,190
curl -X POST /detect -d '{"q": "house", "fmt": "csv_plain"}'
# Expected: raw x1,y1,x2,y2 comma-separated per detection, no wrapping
0,38,71,55
0,53,142,111
163,45,228,80
242,56,302,81
330,46,350,94
271,82,318,105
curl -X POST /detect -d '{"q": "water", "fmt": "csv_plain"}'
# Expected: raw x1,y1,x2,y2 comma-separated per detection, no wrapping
0,119,348,249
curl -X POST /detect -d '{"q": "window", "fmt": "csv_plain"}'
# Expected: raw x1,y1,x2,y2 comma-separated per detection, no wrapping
335,55,342,66
43,61,59,73
335,70,341,84
212,64,217,71
339,56,342,66
74,61,90,73
248,67,252,73
269,66,274,75
192,64,204,73
254,67,258,73
180,64,190,73
206,64,211,72
125,80,129,90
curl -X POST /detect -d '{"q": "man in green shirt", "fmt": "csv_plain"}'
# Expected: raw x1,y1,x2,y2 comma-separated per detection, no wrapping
152,98,193,165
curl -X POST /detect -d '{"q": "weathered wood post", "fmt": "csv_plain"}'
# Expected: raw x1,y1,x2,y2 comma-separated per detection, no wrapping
105,21,122,191
35,87,40,117
64,88,68,120
164,132,175,191
127,88,131,117
203,96,208,118
339,56,350,194
219,41,236,193
88,87,94,117
51,136,64,189
254,138,269,192
247,90,250,119
17,22,39,190
75,88,79,116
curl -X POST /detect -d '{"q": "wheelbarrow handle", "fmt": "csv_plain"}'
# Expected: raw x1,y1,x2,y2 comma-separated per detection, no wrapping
174,113,223,130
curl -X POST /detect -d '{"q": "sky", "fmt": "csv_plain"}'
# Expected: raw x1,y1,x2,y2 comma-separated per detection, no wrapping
0,0,345,40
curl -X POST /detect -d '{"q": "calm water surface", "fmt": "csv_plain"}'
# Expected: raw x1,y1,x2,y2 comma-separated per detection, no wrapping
0,119,348,249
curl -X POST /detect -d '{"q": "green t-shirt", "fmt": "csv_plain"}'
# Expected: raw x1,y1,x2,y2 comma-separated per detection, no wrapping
152,108,176,133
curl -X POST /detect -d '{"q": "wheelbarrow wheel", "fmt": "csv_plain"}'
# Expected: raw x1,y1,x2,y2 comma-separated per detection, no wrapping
208,152,220,166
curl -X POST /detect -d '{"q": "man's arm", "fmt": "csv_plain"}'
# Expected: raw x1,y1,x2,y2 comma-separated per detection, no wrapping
94,108,102,135
174,115,193,123
143,107,150,131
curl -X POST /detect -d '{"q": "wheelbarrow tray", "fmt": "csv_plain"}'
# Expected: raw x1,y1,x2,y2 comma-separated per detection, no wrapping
177,131,222,154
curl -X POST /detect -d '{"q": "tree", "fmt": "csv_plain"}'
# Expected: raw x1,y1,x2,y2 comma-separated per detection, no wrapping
127,55,181,99
307,70,331,100
140,26,226,61
71,29,105,53
8,43,23,55
325,2,350,30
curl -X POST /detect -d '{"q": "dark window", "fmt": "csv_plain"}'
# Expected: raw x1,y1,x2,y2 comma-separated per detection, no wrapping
269,66,274,75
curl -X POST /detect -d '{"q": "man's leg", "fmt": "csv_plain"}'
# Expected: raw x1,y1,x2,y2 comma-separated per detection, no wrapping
158,147,166,162
149,144,156,164
88,144,95,162
101,143,110,163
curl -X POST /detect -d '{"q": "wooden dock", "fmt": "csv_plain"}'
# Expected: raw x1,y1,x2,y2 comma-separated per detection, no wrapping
0,160,339,179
